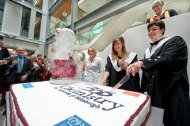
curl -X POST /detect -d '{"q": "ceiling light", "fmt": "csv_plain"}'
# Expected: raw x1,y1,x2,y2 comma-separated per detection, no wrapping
62,11,67,17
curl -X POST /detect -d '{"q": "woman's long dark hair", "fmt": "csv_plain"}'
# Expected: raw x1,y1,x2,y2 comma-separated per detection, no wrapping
111,36,129,61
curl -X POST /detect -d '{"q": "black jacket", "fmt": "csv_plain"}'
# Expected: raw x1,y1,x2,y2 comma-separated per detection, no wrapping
141,36,190,126
0,47,10,74
7,56,33,83
146,9,178,23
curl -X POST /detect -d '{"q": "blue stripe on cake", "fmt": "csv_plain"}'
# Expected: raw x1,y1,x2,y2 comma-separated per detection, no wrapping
22,83,33,89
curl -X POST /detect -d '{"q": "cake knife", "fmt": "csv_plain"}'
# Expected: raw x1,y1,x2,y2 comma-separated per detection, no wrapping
113,74,130,89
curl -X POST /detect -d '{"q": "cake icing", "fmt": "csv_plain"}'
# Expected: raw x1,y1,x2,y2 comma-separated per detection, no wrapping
10,81,151,126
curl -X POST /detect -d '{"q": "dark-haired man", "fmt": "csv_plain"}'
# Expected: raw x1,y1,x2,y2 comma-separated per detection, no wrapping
126,20,190,126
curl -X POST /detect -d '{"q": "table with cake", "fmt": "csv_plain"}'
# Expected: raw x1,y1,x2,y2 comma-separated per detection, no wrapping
6,54,163,126
6,80,164,126
6,27,164,126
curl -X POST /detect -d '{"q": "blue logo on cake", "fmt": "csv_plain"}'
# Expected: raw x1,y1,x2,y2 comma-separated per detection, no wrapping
22,83,33,89
55,85,124,111
79,86,114,96
55,115,91,126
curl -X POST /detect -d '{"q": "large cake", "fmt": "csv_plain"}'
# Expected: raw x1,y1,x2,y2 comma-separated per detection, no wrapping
9,81,151,126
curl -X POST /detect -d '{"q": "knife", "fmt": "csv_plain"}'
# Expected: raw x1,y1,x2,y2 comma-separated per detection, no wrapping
113,74,130,89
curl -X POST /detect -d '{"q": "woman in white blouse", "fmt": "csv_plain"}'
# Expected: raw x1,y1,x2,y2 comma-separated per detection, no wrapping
83,47,104,83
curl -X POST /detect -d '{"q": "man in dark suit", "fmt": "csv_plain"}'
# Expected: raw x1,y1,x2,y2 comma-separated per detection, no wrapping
126,20,190,126
7,47,33,84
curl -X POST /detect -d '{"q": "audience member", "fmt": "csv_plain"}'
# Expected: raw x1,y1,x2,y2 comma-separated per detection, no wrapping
146,0,178,23
36,54,45,80
126,20,190,126
28,55,41,82
83,47,104,83
6,47,33,84
41,58,51,81
36,54,43,64
99,36,140,91
0,39,10,105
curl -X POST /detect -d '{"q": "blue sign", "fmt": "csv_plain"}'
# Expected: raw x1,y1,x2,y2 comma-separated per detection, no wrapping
55,115,91,126
22,83,33,89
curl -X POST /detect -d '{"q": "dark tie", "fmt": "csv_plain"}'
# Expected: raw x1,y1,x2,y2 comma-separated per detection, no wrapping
150,37,165,46
150,40,159,46
17,56,23,73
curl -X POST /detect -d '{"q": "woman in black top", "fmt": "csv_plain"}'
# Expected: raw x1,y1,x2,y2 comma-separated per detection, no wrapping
99,36,140,91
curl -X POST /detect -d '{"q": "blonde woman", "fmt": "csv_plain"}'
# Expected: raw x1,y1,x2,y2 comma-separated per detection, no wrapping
100,36,140,91
83,47,104,83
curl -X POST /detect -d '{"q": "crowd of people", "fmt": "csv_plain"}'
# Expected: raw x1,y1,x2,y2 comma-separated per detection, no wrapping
0,46,51,106
0,0,190,125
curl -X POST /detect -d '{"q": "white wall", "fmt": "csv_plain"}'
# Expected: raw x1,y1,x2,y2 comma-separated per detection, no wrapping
4,37,38,51
28,9,36,39
2,0,22,36
35,44,45,55
1,0,49,55
40,14,48,42
99,12,190,84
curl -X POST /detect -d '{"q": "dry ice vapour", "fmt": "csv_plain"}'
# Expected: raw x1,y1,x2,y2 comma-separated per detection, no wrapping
50,28,78,78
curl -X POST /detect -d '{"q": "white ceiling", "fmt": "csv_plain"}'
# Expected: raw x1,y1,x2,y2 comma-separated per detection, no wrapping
78,0,112,14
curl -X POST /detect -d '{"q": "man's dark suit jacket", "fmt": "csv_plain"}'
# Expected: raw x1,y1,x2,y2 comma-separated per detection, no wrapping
7,56,33,84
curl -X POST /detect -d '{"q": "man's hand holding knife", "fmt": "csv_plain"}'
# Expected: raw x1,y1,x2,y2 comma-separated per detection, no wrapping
126,61,144,76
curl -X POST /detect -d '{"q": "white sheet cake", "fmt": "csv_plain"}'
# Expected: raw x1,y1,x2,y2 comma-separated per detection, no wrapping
10,81,151,126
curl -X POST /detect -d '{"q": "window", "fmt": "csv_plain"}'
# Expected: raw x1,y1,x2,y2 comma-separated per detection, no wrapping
0,0,6,30
20,7,31,37
34,12,42,39
25,0,43,9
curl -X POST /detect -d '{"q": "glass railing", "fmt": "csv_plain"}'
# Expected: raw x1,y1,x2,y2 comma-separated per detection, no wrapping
0,23,2,31
49,24,58,36
49,20,70,36
24,0,43,9
76,18,112,45
49,17,111,45
49,0,58,7
77,0,112,21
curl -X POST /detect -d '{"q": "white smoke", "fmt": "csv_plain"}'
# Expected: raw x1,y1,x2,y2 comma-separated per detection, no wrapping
51,28,83,79
54,28,76,59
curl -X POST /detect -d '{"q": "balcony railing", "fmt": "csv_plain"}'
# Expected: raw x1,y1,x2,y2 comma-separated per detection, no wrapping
76,18,112,45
